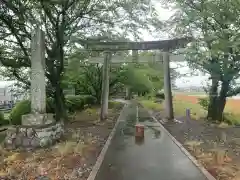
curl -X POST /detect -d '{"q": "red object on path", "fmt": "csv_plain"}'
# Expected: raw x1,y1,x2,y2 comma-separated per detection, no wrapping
135,124,144,138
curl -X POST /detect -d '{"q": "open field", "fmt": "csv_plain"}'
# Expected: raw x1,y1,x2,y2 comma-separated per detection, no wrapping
140,92,240,124
173,91,207,96
175,93,240,115
141,98,207,119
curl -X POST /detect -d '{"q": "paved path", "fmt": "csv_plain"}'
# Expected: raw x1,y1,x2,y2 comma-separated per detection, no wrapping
95,102,208,180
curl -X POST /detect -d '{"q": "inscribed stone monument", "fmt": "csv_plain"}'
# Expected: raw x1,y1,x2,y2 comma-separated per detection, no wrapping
4,27,64,149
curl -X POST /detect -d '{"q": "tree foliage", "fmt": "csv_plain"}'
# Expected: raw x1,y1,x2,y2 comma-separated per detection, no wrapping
64,51,168,101
0,0,161,120
167,0,240,121
64,59,125,103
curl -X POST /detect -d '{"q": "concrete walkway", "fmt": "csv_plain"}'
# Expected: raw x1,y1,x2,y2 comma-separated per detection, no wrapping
94,102,209,180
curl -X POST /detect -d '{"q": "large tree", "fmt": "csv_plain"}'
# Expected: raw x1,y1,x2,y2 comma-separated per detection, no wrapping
0,0,161,120
166,0,240,121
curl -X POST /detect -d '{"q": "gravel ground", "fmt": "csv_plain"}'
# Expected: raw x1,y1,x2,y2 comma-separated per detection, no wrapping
0,104,123,180
151,110,240,180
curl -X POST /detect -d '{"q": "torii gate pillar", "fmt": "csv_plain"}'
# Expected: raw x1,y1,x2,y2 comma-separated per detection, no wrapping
162,52,174,119
100,51,111,121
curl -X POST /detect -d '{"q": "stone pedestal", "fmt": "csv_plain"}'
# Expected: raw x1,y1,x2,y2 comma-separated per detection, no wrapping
22,113,55,126
4,114,64,150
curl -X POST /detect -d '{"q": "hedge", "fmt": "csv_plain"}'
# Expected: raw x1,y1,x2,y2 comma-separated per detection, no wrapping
9,95,96,125
0,111,7,126
65,95,97,112
65,95,84,113
155,92,165,99
81,95,97,106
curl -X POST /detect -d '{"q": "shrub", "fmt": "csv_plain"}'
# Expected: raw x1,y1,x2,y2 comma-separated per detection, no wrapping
0,111,5,121
155,92,165,100
0,120,10,126
81,95,97,106
0,111,7,126
65,95,97,112
9,95,97,125
10,100,31,125
65,95,84,113
198,97,209,111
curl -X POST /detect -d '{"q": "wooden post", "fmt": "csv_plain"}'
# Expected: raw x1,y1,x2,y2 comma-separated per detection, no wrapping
125,86,131,100
100,51,111,121
186,108,191,122
162,52,174,119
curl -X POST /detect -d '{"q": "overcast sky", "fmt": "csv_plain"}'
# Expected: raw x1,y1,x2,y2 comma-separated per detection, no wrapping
141,3,208,88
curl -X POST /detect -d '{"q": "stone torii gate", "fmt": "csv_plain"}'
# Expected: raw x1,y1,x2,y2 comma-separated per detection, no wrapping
85,38,191,121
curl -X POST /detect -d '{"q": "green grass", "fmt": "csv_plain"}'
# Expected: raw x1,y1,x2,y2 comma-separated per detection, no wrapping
173,91,207,96
140,99,207,120
140,98,240,125
140,100,163,111
222,113,240,125
173,100,207,119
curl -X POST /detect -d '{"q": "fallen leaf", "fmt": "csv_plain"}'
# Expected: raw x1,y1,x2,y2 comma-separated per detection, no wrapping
0,171,7,176
207,167,218,177
4,153,21,162
224,156,232,163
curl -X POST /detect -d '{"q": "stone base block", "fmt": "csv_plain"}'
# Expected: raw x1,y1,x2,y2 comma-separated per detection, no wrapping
22,113,55,126
4,121,64,150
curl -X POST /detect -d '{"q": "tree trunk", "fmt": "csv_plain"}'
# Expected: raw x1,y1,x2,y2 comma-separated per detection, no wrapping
207,77,230,122
54,81,67,122
207,78,219,120
216,81,229,121
96,92,102,104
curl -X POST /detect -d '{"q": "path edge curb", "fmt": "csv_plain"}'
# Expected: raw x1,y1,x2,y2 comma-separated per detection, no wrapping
147,110,216,180
87,103,127,180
